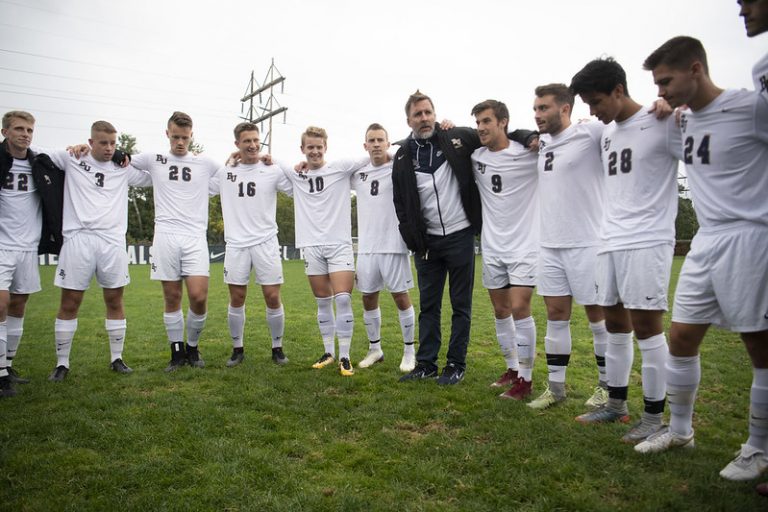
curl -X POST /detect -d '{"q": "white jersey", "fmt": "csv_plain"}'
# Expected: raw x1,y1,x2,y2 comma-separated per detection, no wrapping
471,141,539,256
280,160,359,248
351,160,408,254
130,151,219,237
537,122,604,248
0,156,41,251
48,150,151,245
680,89,768,231
754,52,768,101
599,108,681,251
209,162,292,248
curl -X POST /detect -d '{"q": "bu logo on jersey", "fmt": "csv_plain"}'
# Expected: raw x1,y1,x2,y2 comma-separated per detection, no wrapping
603,137,611,152
79,161,91,172
476,162,486,175
155,154,167,165
760,74,767,93
358,173,368,182
680,115,688,134
226,172,237,182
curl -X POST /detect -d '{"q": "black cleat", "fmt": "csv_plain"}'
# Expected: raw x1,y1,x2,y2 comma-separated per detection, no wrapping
399,363,439,382
436,363,465,386
48,365,69,382
226,350,245,368
6,367,30,384
110,358,133,374
185,344,205,368
271,347,289,365
0,375,17,397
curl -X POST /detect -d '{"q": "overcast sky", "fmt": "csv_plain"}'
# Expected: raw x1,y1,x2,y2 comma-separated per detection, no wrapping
0,0,763,164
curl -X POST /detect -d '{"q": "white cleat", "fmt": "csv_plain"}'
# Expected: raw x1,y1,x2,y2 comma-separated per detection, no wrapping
634,426,695,454
358,349,384,369
399,351,416,373
719,444,768,481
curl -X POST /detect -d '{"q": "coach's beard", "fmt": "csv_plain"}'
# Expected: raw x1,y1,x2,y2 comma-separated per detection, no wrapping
413,128,435,140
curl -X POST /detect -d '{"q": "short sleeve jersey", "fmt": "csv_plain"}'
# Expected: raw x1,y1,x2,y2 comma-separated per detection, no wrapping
471,141,539,257
680,88,768,231
537,122,604,248
130,151,219,237
599,108,682,251
0,155,41,251
351,160,408,254
210,162,292,248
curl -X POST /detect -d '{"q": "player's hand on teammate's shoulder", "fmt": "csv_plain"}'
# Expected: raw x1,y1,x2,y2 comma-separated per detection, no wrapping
226,151,241,167
439,119,455,130
648,98,674,119
260,153,273,166
67,143,90,158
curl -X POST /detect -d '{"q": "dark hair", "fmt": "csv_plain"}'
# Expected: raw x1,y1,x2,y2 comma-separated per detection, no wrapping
168,111,193,128
404,90,434,116
234,122,259,140
570,58,630,97
534,83,575,109
643,36,709,74
470,99,510,125
365,123,388,139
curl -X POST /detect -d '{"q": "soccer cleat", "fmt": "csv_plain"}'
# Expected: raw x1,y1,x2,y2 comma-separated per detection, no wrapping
527,387,566,410
490,368,518,388
719,444,768,481
185,345,205,368
164,357,186,373
226,350,245,368
0,375,17,397
499,376,532,400
585,386,609,409
339,357,354,376
110,358,133,374
358,349,384,368
399,363,438,382
312,353,335,369
271,347,289,365
399,351,416,373
437,363,465,385
634,426,695,454
575,405,630,424
621,412,665,444
48,365,69,382
6,367,30,384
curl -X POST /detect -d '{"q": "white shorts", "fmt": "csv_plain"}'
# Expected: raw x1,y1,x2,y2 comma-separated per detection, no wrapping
672,226,768,332
596,244,673,310
54,233,129,290
355,253,414,294
482,252,537,289
224,237,284,286
151,232,209,281
303,244,355,276
0,250,41,294
537,246,598,305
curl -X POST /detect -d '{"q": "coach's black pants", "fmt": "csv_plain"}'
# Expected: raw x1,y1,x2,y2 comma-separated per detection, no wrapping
414,227,475,371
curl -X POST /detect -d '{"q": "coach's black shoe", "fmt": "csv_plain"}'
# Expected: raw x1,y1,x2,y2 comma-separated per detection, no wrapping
110,358,133,374
185,344,205,369
0,375,17,397
399,363,438,382
226,349,244,368
7,367,30,384
271,347,289,365
48,365,69,382
436,363,465,386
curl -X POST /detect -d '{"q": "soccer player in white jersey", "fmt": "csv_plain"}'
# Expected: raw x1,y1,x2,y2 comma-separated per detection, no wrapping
352,123,416,373
530,84,610,410
469,100,539,400
740,0,768,101
209,122,292,368
280,126,360,377
568,58,681,443
636,36,768,483
129,112,219,372
45,121,151,381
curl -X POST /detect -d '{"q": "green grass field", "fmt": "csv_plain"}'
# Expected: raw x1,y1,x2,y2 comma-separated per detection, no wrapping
0,257,763,511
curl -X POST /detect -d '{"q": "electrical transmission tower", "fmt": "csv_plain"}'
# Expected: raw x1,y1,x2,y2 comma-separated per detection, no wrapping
240,59,287,154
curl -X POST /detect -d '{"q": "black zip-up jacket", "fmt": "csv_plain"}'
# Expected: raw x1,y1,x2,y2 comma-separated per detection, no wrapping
392,124,536,256
0,140,65,254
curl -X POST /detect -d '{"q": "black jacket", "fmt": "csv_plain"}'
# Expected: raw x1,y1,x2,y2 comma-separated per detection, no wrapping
0,141,65,254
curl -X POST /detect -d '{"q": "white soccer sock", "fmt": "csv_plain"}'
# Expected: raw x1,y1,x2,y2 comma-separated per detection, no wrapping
495,315,518,370
228,305,245,349
363,308,382,344
335,293,353,359
667,354,700,437
638,333,668,405
590,320,608,385
747,367,768,452
5,315,23,366
55,318,77,368
163,310,184,345
106,318,127,362
185,309,206,348
399,306,415,348
0,321,7,377
316,296,335,355
515,316,536,381
606,331,634,389
545,320,571,383
266,305,285,348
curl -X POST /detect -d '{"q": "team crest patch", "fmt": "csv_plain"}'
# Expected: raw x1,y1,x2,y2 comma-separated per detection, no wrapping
476,163,486,174
680,115,688,133
358,173,368,182
603,137,611,152
155,154,167,164
226,172,237,182
451,138,462,149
